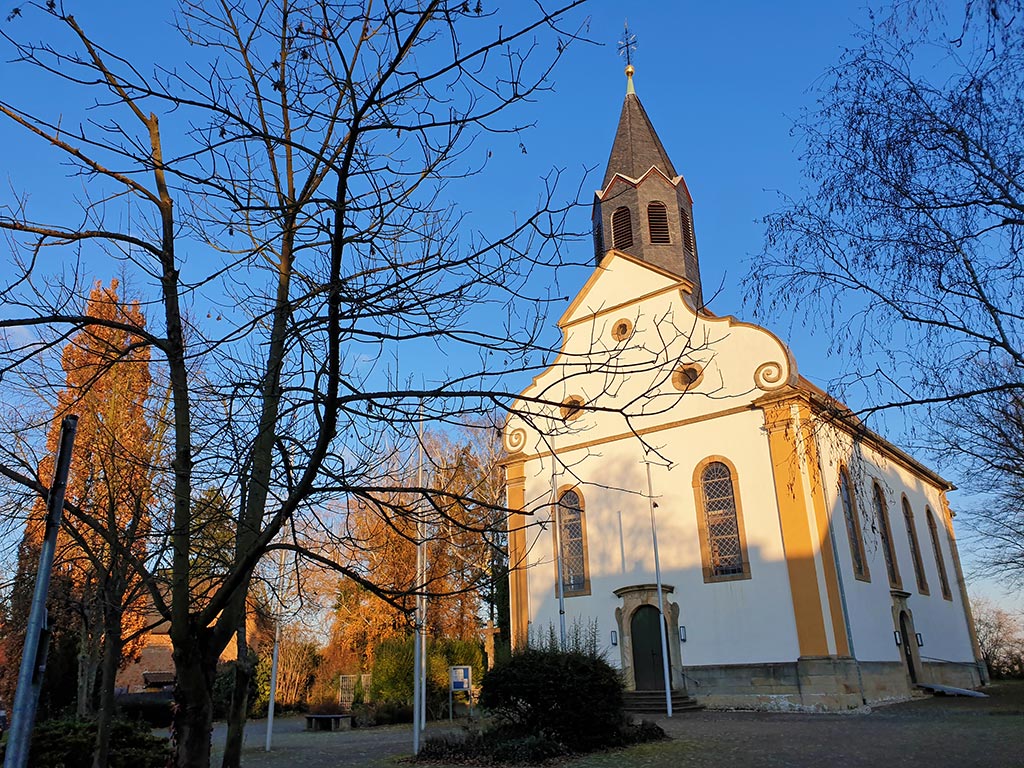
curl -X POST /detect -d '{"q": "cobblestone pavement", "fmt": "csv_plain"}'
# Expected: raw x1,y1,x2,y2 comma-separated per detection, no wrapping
211,683,1024,768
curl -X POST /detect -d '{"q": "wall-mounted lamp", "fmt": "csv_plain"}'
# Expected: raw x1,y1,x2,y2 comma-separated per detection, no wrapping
916,633,924,647
679,626,687,643
610,630,618,647
894,631,902,646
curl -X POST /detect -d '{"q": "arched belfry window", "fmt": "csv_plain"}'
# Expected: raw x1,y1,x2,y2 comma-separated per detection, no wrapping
902,497,929,595
872,482,901,589
647,201,670,244
838,466,869,581
612,206,633,249
553,488,590,596
926,508,952,600
693,459,751,582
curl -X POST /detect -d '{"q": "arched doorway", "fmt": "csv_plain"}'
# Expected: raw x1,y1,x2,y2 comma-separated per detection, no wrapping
630,605,667,691
899,611,919,684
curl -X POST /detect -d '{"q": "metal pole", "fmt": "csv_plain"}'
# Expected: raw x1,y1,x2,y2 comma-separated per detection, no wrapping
413,400,427,752
550,442,566,649
645,457,673,717
5,414,78,768
265,618,281,751
412,541,423,753
419,407,428,734
265,548,286,751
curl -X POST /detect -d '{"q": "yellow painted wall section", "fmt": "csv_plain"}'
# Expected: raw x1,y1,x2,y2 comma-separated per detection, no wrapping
761,396,830,657
506,460,529,650
802,407,851,657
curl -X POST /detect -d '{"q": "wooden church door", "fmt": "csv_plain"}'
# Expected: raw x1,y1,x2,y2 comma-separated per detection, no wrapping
631,605,666,691
899,611,919,684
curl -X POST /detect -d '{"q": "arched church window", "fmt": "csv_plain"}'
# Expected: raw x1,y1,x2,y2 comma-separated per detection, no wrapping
679,207,695,253
839,466,869,581
872,482,902,589
647,201,670,244
693,459,751,582
926,507,952,600
612,206,633,249
902,497,929,595
553,488,590,596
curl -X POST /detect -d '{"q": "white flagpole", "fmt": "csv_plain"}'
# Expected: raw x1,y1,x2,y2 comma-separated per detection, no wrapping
644,456,673,716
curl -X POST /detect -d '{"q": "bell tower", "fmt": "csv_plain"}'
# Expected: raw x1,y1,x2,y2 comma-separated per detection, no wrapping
592,64,703,306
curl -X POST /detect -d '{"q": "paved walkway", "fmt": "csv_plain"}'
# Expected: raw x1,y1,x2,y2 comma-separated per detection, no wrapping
635,693,1024,768
209,683,1024,768
209,716,457,768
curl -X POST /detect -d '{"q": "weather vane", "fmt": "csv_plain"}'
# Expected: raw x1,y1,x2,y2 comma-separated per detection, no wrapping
618,21,637,67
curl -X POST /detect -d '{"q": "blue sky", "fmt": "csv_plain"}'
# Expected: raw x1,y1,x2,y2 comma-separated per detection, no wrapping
1,1,1016,610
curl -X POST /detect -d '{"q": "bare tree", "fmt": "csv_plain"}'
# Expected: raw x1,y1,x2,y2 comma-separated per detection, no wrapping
972,595,1024,678
748,1,1024,579
0,2,604,765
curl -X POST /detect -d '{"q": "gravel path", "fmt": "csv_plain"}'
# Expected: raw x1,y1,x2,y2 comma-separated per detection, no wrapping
210,683,1024,768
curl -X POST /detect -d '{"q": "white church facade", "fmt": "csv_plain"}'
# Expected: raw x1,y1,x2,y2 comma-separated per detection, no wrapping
502,68,985,710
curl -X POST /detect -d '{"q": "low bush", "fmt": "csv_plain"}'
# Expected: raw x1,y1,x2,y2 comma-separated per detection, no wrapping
115,691,174,728
0,717,170,768
418,727,569,765
351,700,414,727
619,718,668,745
478,647,625,752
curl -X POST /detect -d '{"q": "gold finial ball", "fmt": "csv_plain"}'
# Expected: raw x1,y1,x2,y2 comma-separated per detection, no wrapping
625,64,635,77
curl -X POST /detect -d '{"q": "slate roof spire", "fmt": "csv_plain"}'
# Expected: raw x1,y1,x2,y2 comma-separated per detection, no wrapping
592,64,703,306
602,66,678,188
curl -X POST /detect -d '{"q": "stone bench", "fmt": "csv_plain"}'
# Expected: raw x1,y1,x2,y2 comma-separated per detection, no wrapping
304,713,352,731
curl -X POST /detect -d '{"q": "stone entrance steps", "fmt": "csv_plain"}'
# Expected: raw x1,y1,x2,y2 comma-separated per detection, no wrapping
623,690,703,715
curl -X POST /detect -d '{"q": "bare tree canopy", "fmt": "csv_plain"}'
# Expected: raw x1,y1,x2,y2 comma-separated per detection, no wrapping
0,2,599,765
748,1,1024,583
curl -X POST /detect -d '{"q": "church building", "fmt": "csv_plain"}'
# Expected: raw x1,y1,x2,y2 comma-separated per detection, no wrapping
502,66,986,710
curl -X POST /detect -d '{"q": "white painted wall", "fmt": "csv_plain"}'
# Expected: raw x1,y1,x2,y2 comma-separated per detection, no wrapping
814,425,977,666
506,252,977,677
520,414,803,667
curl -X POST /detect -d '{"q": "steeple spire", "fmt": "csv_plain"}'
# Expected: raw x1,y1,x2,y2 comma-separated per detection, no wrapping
601,76,677,189
592,42,703,306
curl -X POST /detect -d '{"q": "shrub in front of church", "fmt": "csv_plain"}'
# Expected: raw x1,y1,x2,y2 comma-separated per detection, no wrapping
477,647,626,753
417,728,570,764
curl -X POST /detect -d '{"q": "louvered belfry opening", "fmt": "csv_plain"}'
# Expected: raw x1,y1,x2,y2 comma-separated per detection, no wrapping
647,201,670,244
612,206,634,249
680,207,694,254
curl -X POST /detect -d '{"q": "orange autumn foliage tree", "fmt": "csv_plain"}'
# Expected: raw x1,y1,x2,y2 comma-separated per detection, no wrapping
323,427,505,676
4,280,155,719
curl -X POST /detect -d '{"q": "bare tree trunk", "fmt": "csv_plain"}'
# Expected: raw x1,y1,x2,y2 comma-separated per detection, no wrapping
93,582,125,768
77,612,100,719
221,622,252,768
172,629,218,768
